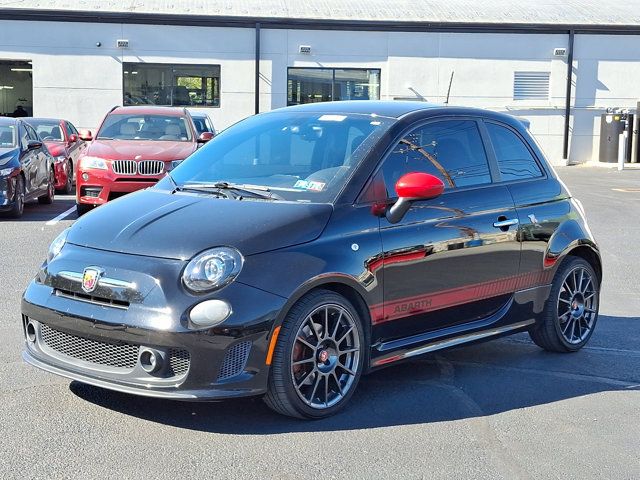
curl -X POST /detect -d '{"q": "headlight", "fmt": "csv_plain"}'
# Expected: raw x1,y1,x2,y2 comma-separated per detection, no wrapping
182,247,243,293
80,156,107,170
47,228,69,263
171,160,184,170
0,167,15,177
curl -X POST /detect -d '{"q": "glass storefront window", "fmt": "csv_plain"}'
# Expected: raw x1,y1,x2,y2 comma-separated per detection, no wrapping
287,68,380,106
123,63,220,107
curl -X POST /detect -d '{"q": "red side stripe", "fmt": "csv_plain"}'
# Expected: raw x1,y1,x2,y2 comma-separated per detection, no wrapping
370,269,553,325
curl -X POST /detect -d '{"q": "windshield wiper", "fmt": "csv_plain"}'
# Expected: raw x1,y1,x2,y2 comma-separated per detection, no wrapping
173,183,234,199
178,182,283,201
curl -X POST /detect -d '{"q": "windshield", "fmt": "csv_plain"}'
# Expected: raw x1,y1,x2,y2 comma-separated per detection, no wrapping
28,121,64,142
97,114,193,141
0,124,17,148
169,112,395,203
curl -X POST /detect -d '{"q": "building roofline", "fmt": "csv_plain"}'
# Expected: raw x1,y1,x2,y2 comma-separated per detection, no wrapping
1,8,640,35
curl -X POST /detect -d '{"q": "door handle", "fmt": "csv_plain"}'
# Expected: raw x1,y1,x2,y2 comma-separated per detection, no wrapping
493,218,519,229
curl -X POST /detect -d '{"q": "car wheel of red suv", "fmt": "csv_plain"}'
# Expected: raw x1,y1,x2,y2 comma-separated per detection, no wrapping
61,160,73,195
38,168,55,205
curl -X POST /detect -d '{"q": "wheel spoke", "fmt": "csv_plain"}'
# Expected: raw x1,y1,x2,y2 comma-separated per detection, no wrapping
332,371,344,396
293,357,315,366
562,281,573,296
323,307,330,339
308,374,321,402
296,336,316,350
337,362,355,376
323,374,329,406
331,311,342,340
336,325,354,346
559,297,571,305
578,269,585,293
562,317,573,335
339,347,358,356
295,368,315,388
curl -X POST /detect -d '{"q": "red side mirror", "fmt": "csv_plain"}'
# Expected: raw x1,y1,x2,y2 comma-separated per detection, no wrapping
79,129,93,141
386,172,445,224
197,132,214,143
395,172,444,200
69,134,78,143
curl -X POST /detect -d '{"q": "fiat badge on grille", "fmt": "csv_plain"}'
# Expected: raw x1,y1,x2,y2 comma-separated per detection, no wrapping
81,266,104,293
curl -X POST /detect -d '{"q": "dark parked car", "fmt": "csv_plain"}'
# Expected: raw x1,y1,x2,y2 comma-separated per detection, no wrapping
0,117,55,218
26,117,87,194
21,101,601,418
190,111,216,137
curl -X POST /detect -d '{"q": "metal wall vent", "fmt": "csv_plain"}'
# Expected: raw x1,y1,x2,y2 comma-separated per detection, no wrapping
513,71,550,100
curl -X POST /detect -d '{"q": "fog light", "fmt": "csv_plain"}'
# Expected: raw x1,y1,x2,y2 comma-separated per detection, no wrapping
26,321,36,343
82,173,89,181
189,300,231,328
139,348,162,373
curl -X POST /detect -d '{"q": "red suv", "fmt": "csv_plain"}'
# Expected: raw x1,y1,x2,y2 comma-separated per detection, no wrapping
76,106,212,215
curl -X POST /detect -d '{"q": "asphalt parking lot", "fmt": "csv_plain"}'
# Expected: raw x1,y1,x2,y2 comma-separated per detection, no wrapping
1,168,639,479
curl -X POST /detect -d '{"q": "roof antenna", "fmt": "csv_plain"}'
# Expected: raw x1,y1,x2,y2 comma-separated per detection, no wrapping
445,71,454,105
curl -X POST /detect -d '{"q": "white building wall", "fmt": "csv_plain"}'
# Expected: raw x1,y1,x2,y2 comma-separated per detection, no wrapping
1,20,639,166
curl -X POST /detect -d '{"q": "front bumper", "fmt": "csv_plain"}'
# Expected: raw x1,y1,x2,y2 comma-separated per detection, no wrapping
76,168,163,206
21,244,287,400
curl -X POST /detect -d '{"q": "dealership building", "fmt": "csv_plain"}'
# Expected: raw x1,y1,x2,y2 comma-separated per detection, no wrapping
1,1,640,165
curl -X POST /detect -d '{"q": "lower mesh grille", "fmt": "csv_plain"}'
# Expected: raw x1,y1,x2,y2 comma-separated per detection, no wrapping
167,348,190,376
40,323,139,369
217,341,251,381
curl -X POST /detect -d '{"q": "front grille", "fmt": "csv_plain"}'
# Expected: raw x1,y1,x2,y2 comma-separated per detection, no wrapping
167,349,190,376
40,323,139,369
217,341,251,381
138,160,164,176
112,160,137,175
112,160,164,176
54,288,130,309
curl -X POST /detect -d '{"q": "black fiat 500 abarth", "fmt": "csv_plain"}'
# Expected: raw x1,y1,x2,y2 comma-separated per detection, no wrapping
22,101,601,418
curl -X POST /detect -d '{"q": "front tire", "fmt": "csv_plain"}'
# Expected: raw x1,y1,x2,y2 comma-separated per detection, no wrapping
38,168,55,204
60,160,73,194
76,203,92,216
529,257,600,352
8,175,25,218
264,289,365,419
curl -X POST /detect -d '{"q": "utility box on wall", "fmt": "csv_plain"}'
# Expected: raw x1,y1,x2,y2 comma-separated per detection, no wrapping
599,112,633,163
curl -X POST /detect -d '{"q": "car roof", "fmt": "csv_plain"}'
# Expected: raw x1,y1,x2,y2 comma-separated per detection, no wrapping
273,101,527,129
25,117,64,123
110,106,188,117
189,111,210,118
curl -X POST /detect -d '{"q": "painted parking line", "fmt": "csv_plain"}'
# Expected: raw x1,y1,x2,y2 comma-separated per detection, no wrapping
45,206,76,226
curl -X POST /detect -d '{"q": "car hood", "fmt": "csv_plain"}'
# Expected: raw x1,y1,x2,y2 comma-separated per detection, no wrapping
0,147,18,167
67,189,333,259
86,139,196,161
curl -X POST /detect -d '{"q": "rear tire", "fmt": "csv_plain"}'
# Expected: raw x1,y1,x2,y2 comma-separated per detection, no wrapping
8,175,25,218
38,168,55,205
529,257,600,352
76,203,92,216
264,289,365,419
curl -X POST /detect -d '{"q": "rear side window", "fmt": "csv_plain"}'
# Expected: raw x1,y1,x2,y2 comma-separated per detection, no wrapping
380,119,492,195
486,123,543,181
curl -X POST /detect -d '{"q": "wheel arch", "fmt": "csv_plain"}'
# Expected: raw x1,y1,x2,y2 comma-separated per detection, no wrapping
545,218,602,283
270,274,373,370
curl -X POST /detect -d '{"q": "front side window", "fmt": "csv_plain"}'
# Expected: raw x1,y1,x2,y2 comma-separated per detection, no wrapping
380,119,492,196
485,123,543,181
287,68,380,106
123,63,220,107
169,112,395,203
97,114,193,142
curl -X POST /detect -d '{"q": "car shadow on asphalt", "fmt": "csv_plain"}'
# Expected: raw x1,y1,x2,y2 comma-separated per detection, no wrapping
0,196,77,222
69,315,640,433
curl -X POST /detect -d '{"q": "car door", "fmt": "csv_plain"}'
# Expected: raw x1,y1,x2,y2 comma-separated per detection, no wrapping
25,123,49,192
373,118,522,343
66,121,85,163
482,120,562,285
18,124,39,198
